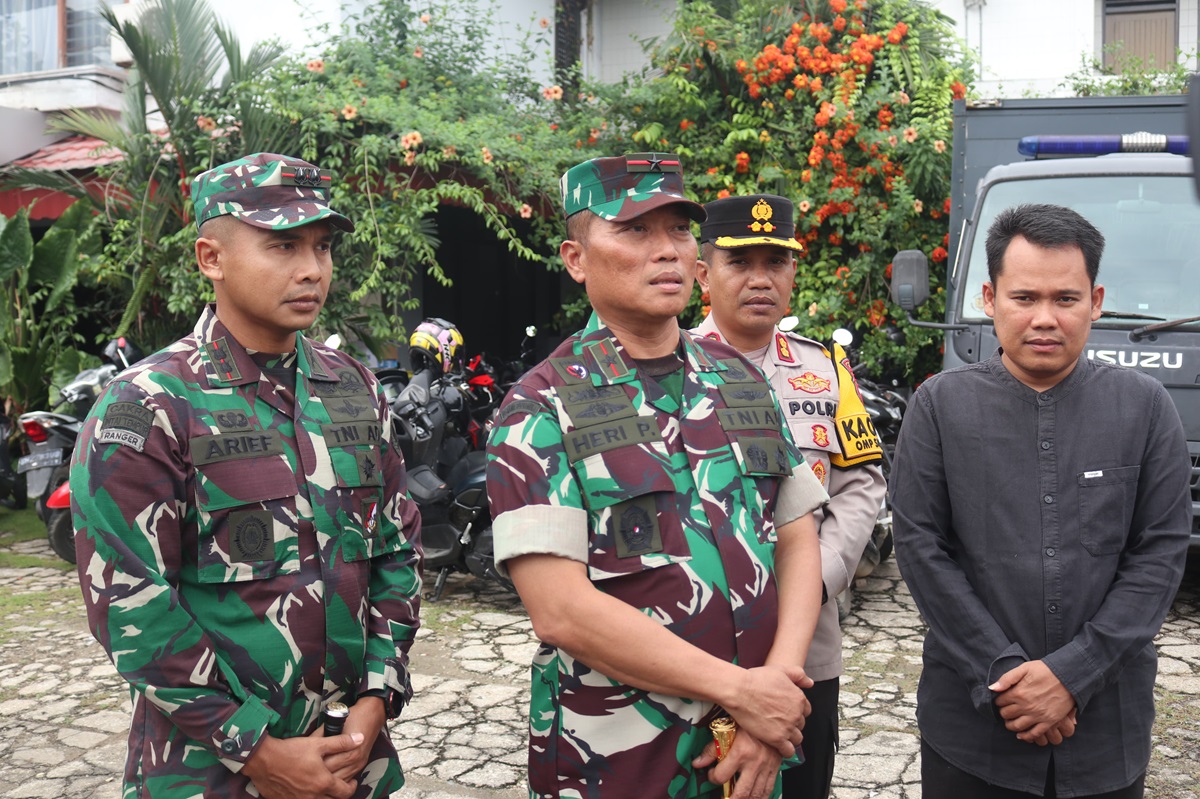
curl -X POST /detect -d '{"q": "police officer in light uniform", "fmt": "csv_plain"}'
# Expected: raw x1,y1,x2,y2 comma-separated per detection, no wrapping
691,194,886,799
72,153,422,799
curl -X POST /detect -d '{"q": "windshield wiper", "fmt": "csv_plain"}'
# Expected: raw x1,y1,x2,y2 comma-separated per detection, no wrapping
1099,310,1165,321
1130,314,1200,340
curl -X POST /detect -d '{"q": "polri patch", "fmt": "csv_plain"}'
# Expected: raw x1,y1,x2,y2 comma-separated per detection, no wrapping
610,495,663,558
99,402,155,452
229,510,274,562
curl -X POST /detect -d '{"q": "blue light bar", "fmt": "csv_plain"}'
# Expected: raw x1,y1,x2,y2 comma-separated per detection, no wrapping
1018,133,1189,157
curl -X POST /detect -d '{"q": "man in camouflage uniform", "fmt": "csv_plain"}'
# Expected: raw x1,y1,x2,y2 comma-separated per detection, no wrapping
690,194,886,799
486,153,829,799
71,152,422,799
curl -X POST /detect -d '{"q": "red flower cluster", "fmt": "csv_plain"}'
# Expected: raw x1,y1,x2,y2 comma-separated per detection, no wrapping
887,21,909,45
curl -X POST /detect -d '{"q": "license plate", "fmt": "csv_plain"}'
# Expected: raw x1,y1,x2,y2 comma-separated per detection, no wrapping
16,450,64,474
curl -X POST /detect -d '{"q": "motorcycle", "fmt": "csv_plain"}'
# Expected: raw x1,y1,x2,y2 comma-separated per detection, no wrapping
20,338,143,563
381,318,515,601
0,410,27,510
828,327,908,620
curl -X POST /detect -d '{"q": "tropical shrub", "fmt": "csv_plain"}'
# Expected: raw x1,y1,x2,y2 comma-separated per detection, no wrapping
617,0,972,380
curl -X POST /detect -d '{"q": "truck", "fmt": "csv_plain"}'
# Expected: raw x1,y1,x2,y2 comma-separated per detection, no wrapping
890,95,1199,550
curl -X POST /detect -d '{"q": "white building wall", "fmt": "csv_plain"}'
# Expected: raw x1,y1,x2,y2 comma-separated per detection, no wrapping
929,0,1199,98
582,0,674,83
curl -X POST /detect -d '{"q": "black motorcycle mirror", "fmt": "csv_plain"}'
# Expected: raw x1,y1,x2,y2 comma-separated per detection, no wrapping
103,337,145,370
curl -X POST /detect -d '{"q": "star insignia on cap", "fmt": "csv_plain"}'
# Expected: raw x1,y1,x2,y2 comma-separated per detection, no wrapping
645,154,664,172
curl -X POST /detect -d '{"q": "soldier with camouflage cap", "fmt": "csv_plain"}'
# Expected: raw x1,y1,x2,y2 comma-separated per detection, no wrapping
691,194,886,799
72,152,422,799
486,154,829,798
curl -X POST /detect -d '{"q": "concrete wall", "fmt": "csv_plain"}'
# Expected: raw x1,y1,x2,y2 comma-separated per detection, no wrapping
582,0,674,83
929,0,1199,98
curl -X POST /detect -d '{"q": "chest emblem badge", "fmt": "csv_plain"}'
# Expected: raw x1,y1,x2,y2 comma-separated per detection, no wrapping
789,372,831,394
812,424,830,447
811,461,827,485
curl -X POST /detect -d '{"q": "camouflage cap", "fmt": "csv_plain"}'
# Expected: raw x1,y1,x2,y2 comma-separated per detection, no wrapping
560,153,706,223
191,152,355,233
701,194,804,253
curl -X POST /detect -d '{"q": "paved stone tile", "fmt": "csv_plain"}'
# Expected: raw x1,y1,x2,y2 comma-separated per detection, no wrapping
0,531,1196,797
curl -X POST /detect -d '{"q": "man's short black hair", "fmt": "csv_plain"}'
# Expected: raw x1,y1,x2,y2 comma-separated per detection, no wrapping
566,210,596,244
985,204,1105,286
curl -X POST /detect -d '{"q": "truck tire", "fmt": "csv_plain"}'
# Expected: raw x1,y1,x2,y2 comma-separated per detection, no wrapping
46,508,76,564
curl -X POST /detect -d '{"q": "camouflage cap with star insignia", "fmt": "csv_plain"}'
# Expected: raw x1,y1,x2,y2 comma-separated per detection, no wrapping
191,152,355,233
701,194,804,253
560,152,706,223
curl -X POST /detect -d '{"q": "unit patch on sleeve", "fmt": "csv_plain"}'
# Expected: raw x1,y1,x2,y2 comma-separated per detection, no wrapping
98,402,155,452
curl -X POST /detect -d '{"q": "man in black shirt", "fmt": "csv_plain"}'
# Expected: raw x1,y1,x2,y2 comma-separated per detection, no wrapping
892,203,1191,798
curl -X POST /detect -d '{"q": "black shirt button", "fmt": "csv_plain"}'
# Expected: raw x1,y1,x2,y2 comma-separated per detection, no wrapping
1048,603,1059,614
1039,394,1051,403
1041,440,1051,450
1046,547,1056,557
220,739,238,754
1043,494,1054,504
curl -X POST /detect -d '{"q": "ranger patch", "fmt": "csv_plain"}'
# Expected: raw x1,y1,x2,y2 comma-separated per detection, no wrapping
229,510,274,561
99,402,154,452
610,495,662,558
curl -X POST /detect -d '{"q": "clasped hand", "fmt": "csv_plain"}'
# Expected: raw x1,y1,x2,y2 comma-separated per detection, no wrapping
990,660,1078,746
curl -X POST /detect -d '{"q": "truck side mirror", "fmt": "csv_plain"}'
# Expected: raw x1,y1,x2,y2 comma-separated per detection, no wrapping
1188,73,1200,200
891,250,930,311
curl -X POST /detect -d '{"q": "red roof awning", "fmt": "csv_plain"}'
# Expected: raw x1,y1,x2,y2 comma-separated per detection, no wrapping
1,135,122,220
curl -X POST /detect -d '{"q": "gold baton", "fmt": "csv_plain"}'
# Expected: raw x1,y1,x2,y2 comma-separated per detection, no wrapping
709,716,737,798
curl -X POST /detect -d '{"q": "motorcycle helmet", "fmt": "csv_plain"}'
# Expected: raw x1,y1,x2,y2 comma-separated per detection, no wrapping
409,317,464,374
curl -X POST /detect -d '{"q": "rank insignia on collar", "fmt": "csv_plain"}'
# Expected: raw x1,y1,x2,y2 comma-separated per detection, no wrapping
775,333,794,363
789,371,831,394
749,198,776,233
205,337,243,382
586,338,630,381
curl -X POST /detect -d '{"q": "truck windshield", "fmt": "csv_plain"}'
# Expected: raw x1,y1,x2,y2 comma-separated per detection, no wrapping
958,175,1200,325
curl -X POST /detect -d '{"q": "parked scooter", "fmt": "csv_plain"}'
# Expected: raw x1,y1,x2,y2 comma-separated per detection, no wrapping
21,338,143,563
827,327,907,620
383,318,511,601
0,411,27,510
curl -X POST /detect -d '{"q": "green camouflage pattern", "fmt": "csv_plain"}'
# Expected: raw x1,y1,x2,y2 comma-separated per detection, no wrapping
560,153,706,223
486,312,810,799
72,304,421,798
191,152,355,232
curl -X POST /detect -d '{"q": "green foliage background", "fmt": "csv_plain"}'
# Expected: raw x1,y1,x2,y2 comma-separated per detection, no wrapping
2,0,974,394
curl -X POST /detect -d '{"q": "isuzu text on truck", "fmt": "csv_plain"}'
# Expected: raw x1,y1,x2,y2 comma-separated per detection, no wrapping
890,95,1199,550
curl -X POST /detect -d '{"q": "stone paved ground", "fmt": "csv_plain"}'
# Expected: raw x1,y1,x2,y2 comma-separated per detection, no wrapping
0,527,1196,798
